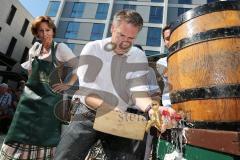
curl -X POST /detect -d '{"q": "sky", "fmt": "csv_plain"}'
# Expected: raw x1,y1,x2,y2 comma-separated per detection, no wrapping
19,0,49,17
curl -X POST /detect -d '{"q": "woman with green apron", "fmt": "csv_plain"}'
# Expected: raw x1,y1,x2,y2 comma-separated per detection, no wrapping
0,16,78,160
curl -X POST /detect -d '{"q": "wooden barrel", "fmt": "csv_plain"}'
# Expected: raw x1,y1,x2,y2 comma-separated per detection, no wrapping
168,1,240,131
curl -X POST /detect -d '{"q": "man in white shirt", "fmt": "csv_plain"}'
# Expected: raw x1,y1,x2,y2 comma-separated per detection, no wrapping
55,10,175,160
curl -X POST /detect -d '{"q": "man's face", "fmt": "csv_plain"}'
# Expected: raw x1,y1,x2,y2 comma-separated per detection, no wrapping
163,29,171,48
111,20,139,55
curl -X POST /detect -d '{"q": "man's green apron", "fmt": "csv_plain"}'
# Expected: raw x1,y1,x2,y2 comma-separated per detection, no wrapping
5,43,62,147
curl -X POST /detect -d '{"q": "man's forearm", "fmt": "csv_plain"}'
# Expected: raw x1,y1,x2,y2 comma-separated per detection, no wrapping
85,94,104,110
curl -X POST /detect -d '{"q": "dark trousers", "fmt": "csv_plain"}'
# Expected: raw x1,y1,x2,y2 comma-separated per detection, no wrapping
54,104,146,160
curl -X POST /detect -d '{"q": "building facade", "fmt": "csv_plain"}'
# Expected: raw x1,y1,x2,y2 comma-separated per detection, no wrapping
45,0,217,58
0,0,34,84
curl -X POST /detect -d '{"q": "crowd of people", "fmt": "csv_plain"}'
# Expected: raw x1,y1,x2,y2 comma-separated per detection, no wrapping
0,81,25,133
0,10,175,160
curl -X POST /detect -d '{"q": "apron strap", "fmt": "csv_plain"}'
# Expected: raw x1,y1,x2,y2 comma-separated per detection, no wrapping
51,42,59,67
51,42,63,83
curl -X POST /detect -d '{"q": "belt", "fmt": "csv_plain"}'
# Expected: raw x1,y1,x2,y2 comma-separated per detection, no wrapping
71,103,96,122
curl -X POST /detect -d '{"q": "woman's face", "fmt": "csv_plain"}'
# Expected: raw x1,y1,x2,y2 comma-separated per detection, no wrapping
37,22,54,45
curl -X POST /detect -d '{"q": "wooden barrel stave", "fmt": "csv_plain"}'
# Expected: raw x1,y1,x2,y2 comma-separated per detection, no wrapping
168,38,240,90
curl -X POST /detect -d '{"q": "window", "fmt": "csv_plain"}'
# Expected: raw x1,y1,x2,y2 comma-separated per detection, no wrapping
178,0,192,4
6,5,17,25
178,8,190,16
123,5,136,10
151,0,163,2
147,28,161,46
21,47,29,63
66,43,76,51
145,50,160,57
6,37,17,57
47,1,60,17
65,22,80,39
90,24,105,41
95,3,109,20
20,19,29,37
149,6,163,23
207,0,217,3
71,2,85,18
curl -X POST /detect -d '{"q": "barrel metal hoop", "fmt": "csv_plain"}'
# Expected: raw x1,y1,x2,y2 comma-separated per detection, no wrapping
170,1,240,34
168,26,240,58
170,83,240,104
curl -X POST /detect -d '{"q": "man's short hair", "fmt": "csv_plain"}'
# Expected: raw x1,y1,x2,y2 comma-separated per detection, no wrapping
113,10,143,31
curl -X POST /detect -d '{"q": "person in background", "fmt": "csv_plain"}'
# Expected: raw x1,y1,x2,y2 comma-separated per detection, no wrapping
10,88,18,111
0,83,13,133
0,83,12,114
17,80,26,94
157,24,171,107
6,88,15,116
0,16,78,160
